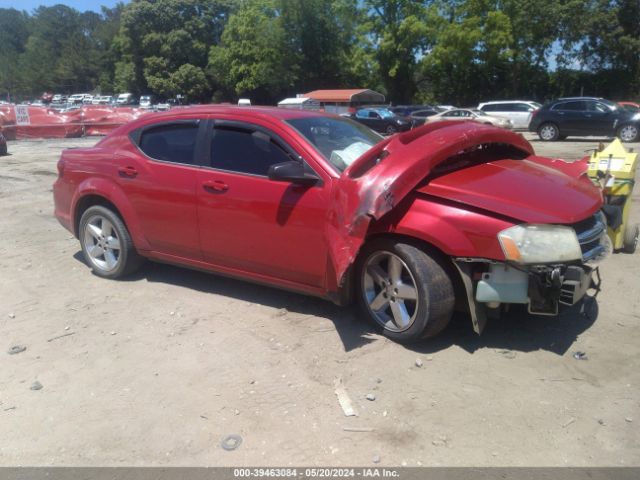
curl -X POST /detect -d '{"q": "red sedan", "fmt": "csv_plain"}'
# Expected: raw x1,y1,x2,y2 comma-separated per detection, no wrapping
54,106,609,343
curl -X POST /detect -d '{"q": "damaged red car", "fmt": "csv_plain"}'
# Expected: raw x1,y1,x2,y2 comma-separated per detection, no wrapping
53,107,610,343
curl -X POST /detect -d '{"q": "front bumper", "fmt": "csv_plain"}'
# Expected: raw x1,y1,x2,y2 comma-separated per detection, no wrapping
474,262,600,316
454,259,604,334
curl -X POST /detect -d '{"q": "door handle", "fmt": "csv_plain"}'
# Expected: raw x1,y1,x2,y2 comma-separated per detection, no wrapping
202,180,229,193
118,166,138,177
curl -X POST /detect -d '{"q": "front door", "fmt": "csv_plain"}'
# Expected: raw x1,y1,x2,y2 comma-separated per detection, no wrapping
196,121,329,288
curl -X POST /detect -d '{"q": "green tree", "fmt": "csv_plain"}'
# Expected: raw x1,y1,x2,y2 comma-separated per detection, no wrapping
0,8,29,100
277,0,368,91
363,0,431,103
113,0,231,99
208,0,294,103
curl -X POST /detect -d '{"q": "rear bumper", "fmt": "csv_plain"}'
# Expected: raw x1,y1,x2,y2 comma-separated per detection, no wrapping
53,178,74,235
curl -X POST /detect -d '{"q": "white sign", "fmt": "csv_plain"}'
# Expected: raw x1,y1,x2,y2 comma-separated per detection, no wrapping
15,105,30,126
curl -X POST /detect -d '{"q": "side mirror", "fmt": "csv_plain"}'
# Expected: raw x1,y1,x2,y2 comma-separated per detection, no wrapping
268,160,319,186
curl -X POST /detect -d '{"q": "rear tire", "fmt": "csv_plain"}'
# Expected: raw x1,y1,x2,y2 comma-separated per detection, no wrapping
385,125,397,135
538,123,559,141
623,223,639,254
79,205,144,279
356,239,455,343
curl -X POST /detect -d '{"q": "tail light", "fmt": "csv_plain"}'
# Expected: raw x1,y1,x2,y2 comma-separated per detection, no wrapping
530,108,539,119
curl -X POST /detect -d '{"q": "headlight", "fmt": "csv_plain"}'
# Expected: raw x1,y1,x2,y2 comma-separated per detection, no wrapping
498,224,582,264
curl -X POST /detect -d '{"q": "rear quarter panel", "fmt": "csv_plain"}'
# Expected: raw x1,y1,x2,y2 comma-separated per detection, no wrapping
55,144,152,251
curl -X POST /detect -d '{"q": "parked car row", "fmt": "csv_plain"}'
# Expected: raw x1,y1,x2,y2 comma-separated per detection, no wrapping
349,97,640,142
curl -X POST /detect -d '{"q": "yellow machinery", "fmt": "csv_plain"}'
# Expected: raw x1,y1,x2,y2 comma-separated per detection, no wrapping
587,139,639,253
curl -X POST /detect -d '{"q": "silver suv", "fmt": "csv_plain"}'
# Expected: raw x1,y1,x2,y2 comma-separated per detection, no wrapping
477,100,541,129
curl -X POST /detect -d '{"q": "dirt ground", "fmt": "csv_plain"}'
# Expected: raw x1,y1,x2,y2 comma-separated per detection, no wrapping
1,132,639,467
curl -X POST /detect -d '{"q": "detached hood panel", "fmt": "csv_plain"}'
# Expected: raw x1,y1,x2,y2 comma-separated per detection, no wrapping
418,158,602,224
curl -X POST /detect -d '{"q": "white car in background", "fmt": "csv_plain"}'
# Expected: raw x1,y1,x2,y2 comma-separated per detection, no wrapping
425,108,513,129
68,94,85,104
477,100,541,129
139,95,154,109
116,93,135,105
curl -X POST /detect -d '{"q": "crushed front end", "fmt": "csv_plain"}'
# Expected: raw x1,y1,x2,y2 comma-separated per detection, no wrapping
454,212,610,333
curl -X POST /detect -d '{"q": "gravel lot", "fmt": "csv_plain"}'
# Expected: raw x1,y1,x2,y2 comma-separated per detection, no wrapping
1,132,639,466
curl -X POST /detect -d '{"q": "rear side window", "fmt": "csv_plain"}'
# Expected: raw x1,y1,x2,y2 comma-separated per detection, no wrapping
552,101,585,111
139,123,199,164
482,104,514,112
210,126,291,176
512,103,534,112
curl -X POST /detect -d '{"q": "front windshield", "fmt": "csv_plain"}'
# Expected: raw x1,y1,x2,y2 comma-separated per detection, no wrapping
376,109,395,119
286,116,383,172
620,103,639,112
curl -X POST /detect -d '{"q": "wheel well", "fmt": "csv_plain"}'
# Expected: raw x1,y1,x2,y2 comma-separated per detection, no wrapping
74,195,124,236
618,123,639,132
341,233,466,309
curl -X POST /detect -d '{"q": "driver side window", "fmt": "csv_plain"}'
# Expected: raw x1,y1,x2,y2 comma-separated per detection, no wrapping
210,125,291,176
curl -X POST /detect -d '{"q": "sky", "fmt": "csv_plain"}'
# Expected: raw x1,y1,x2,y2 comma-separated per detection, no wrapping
0,0,128,13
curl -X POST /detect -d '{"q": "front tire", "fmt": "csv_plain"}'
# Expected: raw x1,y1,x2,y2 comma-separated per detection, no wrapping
538,123,559,141
618,124,639,143
385,125,397,135
79,205,143,278
356,240,455,343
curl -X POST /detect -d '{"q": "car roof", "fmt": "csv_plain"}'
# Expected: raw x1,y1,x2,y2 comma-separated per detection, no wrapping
478,100,537,105
128,105,333,127
557,96,603,100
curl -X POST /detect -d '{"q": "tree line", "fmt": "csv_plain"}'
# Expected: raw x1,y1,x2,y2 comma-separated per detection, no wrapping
1,0,638,105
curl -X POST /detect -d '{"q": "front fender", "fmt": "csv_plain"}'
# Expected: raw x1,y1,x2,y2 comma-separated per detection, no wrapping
71,177,151,251
374,195,515,260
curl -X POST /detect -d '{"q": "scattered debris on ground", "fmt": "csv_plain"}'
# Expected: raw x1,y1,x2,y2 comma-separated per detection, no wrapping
334,377,357,417
7,345,26,355
220,434,242,451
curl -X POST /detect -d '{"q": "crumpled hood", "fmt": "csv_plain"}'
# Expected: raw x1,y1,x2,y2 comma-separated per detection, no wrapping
324,121,602,293
325,121,533,291
417,157,602,224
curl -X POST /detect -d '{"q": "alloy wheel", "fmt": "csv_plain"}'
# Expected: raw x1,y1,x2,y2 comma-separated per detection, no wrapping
539,125,557,140
619,125,638,142
83,214,122,272
362,251,419,332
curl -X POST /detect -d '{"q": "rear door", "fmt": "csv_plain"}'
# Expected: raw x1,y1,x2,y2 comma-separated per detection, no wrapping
116,119,204,259
196,119,330,288
550,101,586,133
